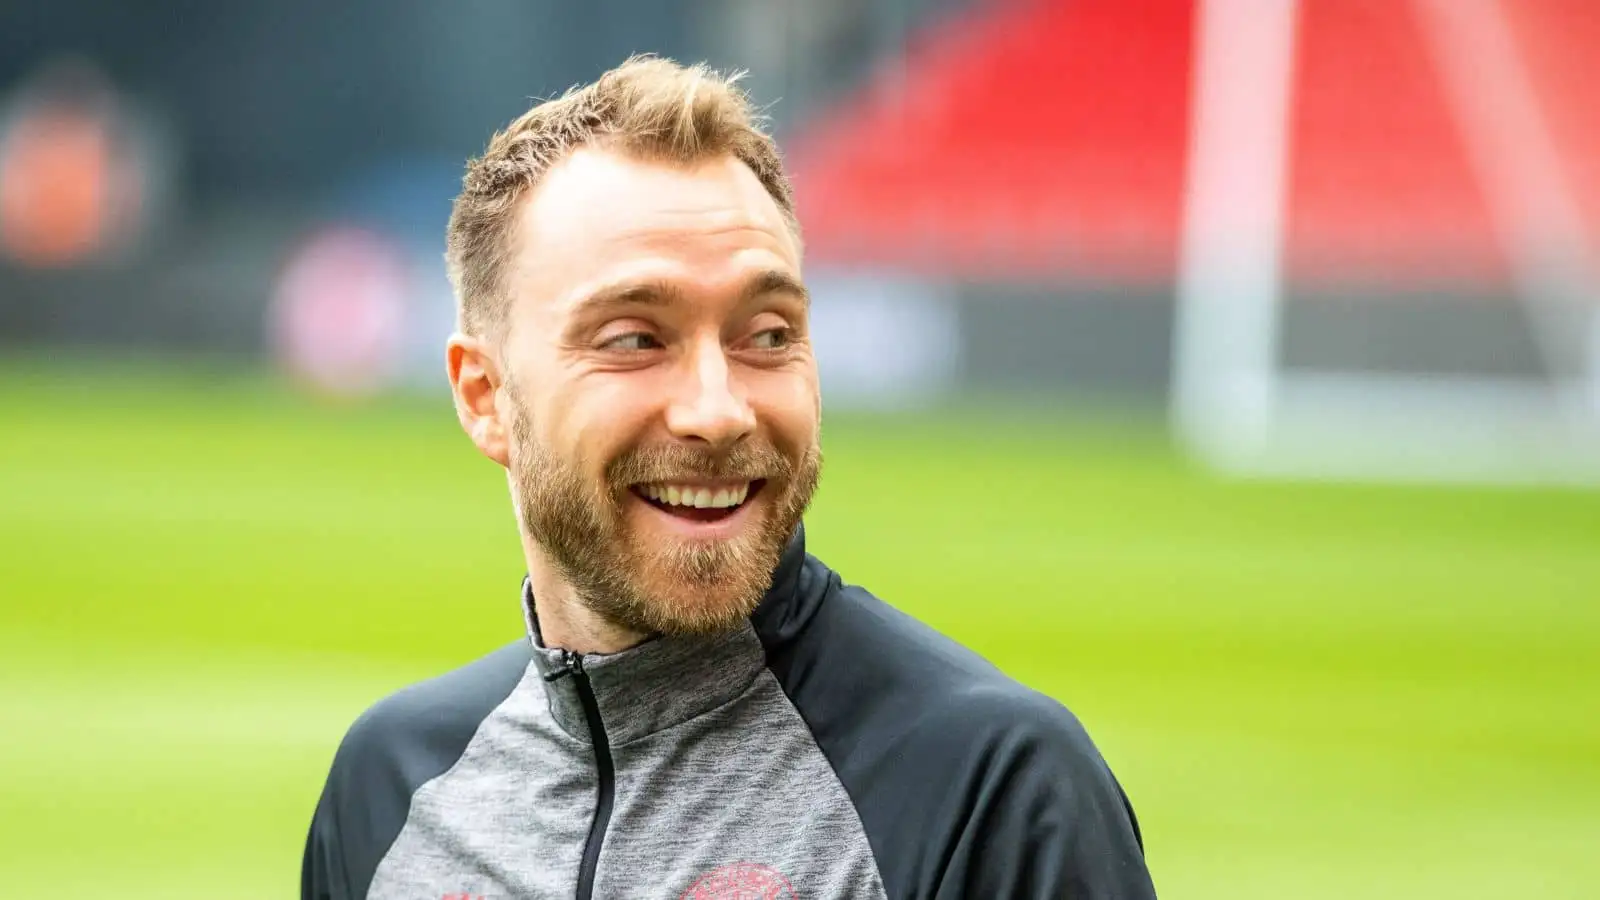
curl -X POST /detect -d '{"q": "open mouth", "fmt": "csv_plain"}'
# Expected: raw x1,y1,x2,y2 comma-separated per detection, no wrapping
630,479,767,524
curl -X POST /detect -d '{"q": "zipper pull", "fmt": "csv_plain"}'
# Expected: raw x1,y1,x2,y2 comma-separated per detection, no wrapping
542,649,583,682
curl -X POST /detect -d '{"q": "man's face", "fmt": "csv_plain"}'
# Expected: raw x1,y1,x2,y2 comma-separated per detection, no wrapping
499,148,821,636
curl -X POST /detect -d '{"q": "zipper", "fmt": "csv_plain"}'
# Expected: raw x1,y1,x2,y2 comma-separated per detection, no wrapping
546,650,614,900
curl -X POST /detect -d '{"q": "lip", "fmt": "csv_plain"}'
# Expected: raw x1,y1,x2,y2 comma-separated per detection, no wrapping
627,481,766,541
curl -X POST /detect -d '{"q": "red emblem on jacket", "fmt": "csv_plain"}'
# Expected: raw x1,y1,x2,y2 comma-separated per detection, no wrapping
680,862,797,899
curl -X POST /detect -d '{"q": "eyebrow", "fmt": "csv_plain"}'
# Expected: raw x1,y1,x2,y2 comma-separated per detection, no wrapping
740,269,810,307
571,269,808,318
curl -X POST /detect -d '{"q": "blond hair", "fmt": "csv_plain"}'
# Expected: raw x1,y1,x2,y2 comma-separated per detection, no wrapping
445,54,799,339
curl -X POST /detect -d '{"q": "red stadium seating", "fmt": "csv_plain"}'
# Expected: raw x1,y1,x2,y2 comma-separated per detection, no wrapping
788,0,1600,288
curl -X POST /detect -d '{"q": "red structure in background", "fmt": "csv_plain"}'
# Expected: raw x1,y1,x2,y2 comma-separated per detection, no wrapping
0,60,142,269
788,0,1600,289
788,0,1194,282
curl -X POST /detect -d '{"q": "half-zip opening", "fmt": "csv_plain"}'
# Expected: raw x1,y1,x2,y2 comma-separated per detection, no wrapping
551,650,615,900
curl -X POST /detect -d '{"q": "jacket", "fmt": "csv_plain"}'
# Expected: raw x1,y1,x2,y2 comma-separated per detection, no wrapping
301,527,1156,899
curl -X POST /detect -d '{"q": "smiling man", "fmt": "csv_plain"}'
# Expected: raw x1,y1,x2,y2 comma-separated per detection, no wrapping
301,56,1156,900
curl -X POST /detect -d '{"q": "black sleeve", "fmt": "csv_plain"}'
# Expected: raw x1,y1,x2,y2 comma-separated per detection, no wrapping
301,781,349,900
298,640,533,900
932,692,1154,899
756,565,1157,899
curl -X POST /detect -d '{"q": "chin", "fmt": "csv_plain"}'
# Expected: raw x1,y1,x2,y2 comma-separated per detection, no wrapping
642,583,763,635
625,555,770,632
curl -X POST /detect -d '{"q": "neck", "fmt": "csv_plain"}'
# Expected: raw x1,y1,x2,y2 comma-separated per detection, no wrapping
522,538,648,655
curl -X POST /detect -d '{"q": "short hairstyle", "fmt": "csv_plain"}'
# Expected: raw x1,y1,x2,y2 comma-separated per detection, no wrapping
445,54,799,339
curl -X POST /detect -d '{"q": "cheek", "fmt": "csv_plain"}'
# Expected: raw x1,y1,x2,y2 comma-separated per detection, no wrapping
562,376,664,464
749,368,821,448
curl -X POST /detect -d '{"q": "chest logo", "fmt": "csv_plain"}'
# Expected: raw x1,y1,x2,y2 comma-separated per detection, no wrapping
680,862,797,899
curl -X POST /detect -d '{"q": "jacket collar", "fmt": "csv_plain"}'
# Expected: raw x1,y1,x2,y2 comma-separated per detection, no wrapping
523,524,819,746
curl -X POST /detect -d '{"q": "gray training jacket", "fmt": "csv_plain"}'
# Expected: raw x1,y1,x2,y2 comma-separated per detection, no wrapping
302,526,1156,899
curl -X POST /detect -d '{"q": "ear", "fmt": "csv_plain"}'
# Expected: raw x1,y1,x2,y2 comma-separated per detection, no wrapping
446,333,511,468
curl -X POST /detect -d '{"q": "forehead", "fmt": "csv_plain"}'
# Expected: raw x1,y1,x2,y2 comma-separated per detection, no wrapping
511,148,800,316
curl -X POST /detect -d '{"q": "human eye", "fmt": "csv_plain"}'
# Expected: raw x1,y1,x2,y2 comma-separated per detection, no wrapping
748,326,793,351
598,331,663,352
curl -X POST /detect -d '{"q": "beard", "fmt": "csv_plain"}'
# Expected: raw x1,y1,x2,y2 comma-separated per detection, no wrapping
507,387,821,639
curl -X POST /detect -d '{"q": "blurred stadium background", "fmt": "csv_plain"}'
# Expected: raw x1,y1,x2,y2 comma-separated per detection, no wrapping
2,0,1597,897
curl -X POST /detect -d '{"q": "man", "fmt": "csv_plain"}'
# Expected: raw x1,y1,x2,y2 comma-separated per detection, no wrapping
302,56,1155,900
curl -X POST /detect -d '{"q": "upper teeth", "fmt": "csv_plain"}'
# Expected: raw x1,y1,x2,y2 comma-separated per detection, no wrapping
641,483,750,509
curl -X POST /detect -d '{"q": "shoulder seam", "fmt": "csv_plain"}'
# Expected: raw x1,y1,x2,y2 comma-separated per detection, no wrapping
757,663,890,895
348,651,537,897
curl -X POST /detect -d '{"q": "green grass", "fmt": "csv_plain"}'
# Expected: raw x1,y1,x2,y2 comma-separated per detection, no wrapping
2,365,1597,898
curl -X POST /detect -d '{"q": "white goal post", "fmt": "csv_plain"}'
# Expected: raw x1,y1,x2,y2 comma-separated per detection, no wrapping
1171,0,1600,486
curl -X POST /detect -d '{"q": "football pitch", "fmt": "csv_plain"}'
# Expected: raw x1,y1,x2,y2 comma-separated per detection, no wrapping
2,365,1596,899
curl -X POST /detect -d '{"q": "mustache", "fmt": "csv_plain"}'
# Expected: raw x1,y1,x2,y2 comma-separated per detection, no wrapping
606,441,794,487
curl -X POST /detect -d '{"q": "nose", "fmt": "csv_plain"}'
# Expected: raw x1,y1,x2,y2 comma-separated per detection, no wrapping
664,333,756,448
